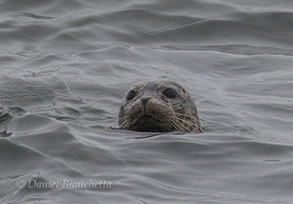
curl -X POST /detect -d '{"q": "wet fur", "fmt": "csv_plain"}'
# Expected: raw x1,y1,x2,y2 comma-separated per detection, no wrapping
118,81,202,133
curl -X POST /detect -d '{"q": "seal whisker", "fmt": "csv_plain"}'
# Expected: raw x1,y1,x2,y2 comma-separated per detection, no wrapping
173,116,196,127
111,122,120,129
172,116,197,132
167,119,183,132
175,114,198,120
168,118,190,132
118,118,131,130
167,118,181,131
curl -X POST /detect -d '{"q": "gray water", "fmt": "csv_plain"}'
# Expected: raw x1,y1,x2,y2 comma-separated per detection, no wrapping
1,0,293,203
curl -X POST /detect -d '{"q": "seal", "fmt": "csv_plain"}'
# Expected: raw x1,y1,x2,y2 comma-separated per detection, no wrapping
118,81,202,133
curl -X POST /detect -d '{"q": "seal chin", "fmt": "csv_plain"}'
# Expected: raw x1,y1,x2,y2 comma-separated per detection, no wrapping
131,116,170,132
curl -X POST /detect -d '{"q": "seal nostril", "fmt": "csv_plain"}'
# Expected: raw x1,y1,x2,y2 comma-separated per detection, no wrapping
141,98,150,105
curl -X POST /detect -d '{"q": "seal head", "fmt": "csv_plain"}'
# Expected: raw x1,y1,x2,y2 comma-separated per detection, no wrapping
118,81,202,133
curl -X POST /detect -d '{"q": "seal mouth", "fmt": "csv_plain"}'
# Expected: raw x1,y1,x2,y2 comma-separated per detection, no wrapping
136,115,162,124
131,115,169,132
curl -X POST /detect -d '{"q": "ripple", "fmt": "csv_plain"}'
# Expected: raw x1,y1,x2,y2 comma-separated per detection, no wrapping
0,0,293,203
0,77,55,108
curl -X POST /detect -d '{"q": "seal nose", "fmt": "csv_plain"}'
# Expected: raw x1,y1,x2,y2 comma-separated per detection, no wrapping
141,98,151,105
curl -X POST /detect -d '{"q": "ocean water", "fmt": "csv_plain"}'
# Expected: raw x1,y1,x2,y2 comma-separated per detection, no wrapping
1,0,293,203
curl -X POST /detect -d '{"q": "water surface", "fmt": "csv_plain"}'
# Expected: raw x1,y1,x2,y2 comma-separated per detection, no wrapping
1,0,293,203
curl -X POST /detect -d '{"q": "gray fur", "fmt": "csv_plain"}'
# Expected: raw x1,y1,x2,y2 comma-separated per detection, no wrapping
118,81,202,133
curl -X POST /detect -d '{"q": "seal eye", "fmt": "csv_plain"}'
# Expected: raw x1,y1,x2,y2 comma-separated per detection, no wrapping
163,88,177,99
126,90,136,101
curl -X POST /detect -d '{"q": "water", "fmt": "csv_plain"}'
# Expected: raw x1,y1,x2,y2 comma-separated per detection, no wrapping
1,0,293,203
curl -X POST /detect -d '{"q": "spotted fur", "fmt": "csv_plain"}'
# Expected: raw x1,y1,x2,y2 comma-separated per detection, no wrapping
118,81,202,133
